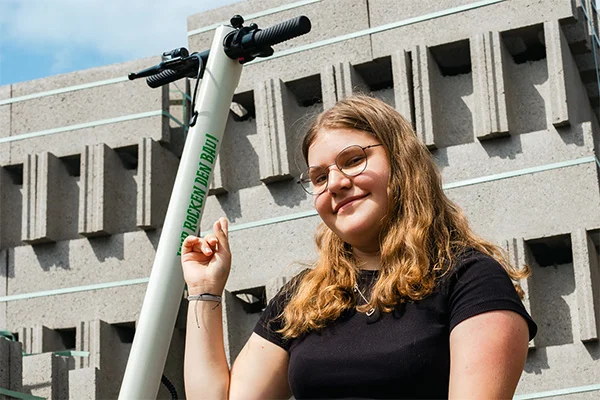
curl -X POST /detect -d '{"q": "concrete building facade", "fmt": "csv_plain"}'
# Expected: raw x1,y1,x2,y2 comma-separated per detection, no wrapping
1,0,600,398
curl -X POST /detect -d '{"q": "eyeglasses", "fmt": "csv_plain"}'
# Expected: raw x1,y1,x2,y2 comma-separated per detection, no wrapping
297,144,383,195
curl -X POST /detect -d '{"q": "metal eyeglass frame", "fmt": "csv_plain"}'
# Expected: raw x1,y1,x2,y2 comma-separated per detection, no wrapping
298,143,383,195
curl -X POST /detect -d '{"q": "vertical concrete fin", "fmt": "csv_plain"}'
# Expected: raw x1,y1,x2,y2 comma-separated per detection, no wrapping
137,137,151,228
32,325,44,354
18,326,34,355
92,145,102,234
411,45,436,148
572,229,599,342
0,169,7,249
78,320,103,370
472,31,510,140
22,352,69,400
209,149,227,195
321,62,369,110
505,237,536,348
0,336,23,392
0,250,6,330
136,138,179,229
321,64,338,110
256,78,275,181
392,50,415,126
75,320,89,369
21,153,37,243
35,153,49,241
545,20,570,127
336,62,369,99
257,78,299,184
78,146,90,236
78,144,121,236
22,152,62,244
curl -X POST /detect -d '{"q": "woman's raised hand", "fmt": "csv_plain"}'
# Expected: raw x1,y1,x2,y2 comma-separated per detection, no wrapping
181,217,231,296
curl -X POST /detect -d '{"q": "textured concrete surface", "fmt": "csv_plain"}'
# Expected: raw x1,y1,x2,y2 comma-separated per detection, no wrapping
0,250,6,330
22,353,70,399
77,143,138,237
370,0,576,59
136,137,179,230
447,162,600,242
0,337,22,393
0,167,22,250
1,0,600,398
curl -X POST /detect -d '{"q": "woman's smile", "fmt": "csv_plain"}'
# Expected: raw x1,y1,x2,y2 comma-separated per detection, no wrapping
334,194,368,214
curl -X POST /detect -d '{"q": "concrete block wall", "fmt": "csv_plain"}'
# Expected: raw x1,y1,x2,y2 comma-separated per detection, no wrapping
1,0,600,398
0,337,23,396
22,353,70,399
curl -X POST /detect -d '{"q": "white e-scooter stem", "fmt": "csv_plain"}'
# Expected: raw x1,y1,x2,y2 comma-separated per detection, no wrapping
119,24,241,400
120,15,311,399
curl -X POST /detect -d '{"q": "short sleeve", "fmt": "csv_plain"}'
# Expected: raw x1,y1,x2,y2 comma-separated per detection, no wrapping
253,270,309,351
447,251,537,340
253,288,290,350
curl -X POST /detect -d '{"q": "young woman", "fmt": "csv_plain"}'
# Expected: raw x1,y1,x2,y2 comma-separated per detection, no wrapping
181,95,537,399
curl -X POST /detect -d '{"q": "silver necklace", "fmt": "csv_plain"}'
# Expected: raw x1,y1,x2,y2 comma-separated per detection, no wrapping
353,283,377,317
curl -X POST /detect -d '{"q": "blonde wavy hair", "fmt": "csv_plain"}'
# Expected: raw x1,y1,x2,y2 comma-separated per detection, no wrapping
278,95,528,339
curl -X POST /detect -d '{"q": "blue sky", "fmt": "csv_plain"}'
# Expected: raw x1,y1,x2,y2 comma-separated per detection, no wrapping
0,0,241,86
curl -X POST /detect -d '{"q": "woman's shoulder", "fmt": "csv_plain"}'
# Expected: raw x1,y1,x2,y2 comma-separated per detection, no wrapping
447,247,505,279
440,247,537,339
437,247,515,305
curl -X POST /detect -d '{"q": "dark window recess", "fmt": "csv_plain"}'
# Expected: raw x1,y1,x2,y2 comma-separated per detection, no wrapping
232,286,267,314
527,234,573,267
590,229,600,255
60,154,81,177
287,74,323,107
113,322,136,344
115,145,139,170
406,51,416,129
502,24,546,64
430,39,472,76
354,56,393,91
4,164,23,185
55,327,76,350
231,90,255,121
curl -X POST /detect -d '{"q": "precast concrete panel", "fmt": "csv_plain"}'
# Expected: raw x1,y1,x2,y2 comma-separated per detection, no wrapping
9,115,169,166
370,0,576,60
22,352,70,399
0,337,23,394
9,78,164,135
225,215,320,293
446,162,600,242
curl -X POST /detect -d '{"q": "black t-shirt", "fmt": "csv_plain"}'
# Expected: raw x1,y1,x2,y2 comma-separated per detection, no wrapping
254,250,537,399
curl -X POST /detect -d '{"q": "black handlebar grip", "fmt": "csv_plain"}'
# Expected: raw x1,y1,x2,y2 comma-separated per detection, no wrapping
253,15,311,47
146,69,183,88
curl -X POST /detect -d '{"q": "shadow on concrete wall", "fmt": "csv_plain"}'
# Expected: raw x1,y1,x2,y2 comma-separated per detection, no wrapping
89,235,124,262
557,122,587,147
527,235,575,348
33,242,71,271
524,347,550,374
481,134,524,160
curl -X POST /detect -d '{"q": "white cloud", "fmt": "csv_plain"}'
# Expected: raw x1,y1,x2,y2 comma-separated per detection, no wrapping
50,47,74,73
0,0,242,60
